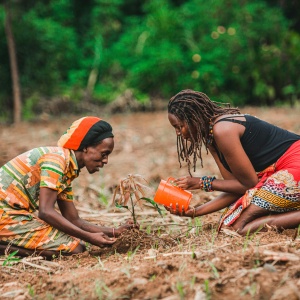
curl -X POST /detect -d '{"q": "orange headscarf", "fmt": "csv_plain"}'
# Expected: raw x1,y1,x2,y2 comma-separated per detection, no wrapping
57,116,113,150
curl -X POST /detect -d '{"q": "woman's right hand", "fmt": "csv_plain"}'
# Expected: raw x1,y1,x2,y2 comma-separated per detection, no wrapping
173,176,201,190
90,232,116,247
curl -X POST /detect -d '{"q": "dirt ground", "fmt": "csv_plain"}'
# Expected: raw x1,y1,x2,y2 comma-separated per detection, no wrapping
1,106,300,300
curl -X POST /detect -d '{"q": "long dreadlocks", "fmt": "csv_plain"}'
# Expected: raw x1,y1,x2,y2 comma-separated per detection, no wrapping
168,89,241,175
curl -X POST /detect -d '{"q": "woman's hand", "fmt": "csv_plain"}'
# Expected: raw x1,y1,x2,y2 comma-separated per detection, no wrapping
173,176,200,190
164,204,196,218
115,218,139,236
90,232,116,247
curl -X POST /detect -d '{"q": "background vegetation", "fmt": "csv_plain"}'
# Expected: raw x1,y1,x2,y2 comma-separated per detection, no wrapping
1,0,300,122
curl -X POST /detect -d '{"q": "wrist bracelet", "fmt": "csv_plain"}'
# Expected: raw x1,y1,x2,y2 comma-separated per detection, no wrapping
200,176,216,192
199,178,204,190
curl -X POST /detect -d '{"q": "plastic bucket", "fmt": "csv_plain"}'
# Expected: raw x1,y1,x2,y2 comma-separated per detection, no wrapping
154,177,192,212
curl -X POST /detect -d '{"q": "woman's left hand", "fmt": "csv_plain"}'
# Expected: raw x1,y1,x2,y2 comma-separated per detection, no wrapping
164,204,196,218
173,176,201,190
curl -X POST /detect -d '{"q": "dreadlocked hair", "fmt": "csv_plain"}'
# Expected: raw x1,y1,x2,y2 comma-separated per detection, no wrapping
168,89,241,175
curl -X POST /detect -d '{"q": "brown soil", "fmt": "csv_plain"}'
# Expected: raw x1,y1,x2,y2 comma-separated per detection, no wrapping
1,106,300,300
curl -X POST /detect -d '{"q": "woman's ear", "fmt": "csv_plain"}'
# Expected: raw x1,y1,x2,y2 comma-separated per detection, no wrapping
83,148,87,153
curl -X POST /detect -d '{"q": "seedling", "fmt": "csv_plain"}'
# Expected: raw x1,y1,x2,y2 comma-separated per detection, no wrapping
94,280,114,299
194,217,203,235
241,282,257,297
95,256,105,270
146,225,152,234
112,174,162,225
204,279,211,300
205,227,217,249
46,293,55,300
120,265,131,278
126,245,140,262
190,275,196,289
27,284,35,297
191,245,197,259
175,281,185,299
2,250,20,266
208,261,220,279
98,193,109,206
242,224,264,252
149,274,156,281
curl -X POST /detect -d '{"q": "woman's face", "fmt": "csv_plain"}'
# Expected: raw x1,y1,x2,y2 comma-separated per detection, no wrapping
82,137,114,174
168,113,196,141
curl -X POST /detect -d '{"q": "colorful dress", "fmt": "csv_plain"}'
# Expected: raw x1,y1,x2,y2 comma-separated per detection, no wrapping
0,147,80,253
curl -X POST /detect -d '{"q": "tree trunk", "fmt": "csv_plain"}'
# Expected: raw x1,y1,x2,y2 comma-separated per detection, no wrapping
4,2,21,124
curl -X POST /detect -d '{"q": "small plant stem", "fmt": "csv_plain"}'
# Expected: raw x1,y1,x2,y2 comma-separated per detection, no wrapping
130,194,137,225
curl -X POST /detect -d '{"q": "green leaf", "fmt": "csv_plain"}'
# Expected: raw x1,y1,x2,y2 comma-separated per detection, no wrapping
115,203,129,210
2,250,20,266
140,197,163,217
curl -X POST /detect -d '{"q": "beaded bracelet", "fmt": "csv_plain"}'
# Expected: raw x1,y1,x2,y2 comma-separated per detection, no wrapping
199,176,216,192
199,179,204,190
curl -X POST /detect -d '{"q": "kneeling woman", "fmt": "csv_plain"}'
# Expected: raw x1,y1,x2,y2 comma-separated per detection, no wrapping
166,89,300,235
0,117,136,257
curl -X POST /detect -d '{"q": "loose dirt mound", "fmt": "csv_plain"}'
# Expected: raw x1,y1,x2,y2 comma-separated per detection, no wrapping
89,229,177,256
1,107,300,300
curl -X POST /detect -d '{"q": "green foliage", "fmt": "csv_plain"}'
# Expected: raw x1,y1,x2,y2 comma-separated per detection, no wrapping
2,250,20,266
22,93,40,120
27,284,35,297
104,0,300,104
115,196,162,225
204,279,211,300
140,197,163,216
1,0,300,120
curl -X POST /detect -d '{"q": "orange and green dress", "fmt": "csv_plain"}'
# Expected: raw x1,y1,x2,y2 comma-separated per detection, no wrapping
0,147,80,253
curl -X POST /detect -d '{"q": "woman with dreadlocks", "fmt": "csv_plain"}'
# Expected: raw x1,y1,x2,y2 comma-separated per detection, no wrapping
166,89,300,235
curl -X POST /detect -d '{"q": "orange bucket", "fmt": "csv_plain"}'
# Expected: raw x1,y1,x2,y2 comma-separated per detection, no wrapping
154,177,192,212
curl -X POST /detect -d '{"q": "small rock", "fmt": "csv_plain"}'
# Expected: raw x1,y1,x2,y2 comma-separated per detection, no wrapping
263,263,277,273
132,278,148,285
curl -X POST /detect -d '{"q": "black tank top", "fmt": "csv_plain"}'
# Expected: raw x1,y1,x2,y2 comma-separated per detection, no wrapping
214,115,300,172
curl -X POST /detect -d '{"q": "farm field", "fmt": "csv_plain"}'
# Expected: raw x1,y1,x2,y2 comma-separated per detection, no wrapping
1,106,300,300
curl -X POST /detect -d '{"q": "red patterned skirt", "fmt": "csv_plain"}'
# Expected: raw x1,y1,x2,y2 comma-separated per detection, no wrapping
219,140,300,229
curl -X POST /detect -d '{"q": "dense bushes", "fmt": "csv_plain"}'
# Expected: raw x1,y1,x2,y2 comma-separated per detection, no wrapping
1,0,299,120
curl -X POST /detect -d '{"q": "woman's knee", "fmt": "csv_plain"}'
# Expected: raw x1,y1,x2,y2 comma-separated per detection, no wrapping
69,241,86,254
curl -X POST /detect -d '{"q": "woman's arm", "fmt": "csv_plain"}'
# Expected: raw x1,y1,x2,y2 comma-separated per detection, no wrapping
57,197,135,237
173,121,258,195
172,147,236,190
211,121,259,193
166,192,241,218
38,187,117,246
173,142,257,194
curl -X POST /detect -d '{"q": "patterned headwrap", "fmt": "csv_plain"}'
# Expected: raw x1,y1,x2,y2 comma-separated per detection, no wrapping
57,116,114,150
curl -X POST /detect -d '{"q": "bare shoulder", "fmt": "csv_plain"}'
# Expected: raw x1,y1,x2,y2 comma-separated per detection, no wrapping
213,114,246,138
